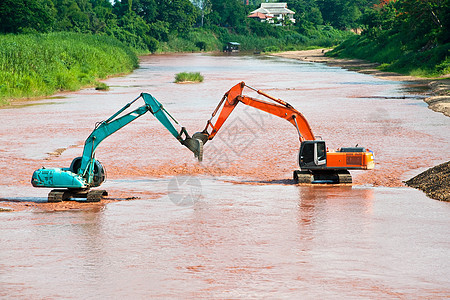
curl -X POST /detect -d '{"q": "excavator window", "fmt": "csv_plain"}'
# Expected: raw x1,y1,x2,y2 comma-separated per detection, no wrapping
300,141,327,168
301,143,315,164
317,142,326,161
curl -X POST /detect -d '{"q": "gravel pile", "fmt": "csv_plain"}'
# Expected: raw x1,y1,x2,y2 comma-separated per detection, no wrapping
405,161,450,201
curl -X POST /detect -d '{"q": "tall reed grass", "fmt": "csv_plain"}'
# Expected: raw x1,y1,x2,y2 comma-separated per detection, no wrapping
0,32,138,105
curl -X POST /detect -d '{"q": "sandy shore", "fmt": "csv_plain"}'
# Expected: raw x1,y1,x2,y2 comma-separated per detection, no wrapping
271,49,450,117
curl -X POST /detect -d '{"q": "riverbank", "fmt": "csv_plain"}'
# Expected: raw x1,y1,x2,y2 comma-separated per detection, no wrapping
271,49,450,117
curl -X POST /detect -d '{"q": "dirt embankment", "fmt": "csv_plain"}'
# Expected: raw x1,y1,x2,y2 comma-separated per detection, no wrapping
273,49,450,201
424,80,450,117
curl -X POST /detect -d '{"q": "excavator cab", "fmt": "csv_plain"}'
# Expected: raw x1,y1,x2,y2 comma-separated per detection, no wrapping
299,141,327,169
296,140,354,184
69,157,106,187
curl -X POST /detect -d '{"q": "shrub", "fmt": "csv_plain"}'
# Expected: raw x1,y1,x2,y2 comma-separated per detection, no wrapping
174,72,204,83
95,82,110,91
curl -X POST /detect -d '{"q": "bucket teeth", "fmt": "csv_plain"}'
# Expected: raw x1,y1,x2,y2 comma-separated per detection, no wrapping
182,138,203,162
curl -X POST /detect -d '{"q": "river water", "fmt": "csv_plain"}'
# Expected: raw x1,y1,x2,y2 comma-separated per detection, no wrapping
1,53,449,298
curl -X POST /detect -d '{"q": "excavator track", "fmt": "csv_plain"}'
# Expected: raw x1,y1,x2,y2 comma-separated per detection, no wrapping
336,171,352,184
47,189,107,202
48,189,70,202
293,170,313,184
293,170,352,184
86,190,108,202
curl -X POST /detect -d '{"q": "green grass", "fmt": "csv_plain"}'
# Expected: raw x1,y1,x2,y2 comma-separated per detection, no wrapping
328,34,450,77
158,26,354,54
175,72,204,83
221,25,354,53
0,32,138,105
158,28,222,53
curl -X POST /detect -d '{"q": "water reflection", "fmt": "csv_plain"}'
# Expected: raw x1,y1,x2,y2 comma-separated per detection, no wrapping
296,185,374,242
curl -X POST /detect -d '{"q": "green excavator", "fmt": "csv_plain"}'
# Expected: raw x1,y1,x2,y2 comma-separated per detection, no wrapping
31,93,203,202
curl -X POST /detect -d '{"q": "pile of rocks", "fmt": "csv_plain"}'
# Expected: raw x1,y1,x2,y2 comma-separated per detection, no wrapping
405,161,450,201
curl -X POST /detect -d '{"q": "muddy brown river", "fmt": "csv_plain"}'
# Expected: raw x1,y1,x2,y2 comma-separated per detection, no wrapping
1,54,449,298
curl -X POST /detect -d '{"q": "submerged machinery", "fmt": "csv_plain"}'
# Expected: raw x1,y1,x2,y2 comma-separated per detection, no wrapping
193,82,374,184
32,82,375,203
31,93,202,202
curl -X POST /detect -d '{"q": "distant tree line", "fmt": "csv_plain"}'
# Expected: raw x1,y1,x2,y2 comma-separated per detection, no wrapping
360,0,449,48
328,0,449,76
1,0,447,52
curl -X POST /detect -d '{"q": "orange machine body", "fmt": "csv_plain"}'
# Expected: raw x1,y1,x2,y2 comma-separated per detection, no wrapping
326,151,375,170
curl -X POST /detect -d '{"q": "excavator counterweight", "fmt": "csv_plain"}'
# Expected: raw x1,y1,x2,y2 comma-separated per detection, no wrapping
194,82,374,184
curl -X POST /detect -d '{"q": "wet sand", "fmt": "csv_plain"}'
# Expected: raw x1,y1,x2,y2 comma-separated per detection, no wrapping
271,49,450,117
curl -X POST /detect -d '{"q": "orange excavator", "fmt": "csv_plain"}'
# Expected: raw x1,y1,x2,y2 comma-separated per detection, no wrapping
193,82,374,183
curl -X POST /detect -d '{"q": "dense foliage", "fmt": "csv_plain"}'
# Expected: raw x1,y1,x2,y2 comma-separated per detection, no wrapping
0,0,198,52
1,0,447,56
0,0,377,52
329,0,449,76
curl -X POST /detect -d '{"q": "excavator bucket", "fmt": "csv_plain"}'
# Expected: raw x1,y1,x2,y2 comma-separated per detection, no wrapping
182,137,204,162
192,132,209,145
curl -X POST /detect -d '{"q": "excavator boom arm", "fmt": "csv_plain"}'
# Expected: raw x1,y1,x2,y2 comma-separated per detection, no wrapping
79,98,149,182
197,82,315,143
238,95,315,141
79,93,202,184
201,82,244,139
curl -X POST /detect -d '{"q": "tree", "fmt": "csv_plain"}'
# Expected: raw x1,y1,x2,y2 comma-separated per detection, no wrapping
361,0,449,46
114,0,157,23
316,0,377,29
155,0,197,33
192,0,212,27
395,0,450,45
134,0,157,23
209,0,245,28
148,20,169,41
360,0,397,37
90,0,116,33
108,10,159,51
285,0,323,27
52,0,94,32
0,0,56,33
317,0,360,29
